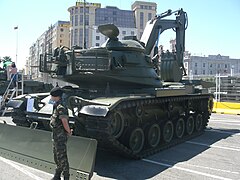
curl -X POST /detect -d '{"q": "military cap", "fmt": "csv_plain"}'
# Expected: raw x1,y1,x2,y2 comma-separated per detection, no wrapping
50,87,63,97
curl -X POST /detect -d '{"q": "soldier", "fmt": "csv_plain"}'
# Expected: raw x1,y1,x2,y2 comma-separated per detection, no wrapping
50,87,72,180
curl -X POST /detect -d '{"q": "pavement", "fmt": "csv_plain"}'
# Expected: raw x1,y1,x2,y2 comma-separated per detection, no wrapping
0,113,240,180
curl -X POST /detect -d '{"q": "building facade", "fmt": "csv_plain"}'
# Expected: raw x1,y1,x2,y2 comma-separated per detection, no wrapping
27,21,70,80
68,2,100,48
67,1,157,48
184,54,240,77
131,1,157,39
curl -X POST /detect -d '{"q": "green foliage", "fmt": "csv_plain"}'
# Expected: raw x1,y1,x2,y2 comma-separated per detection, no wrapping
1,56,12,63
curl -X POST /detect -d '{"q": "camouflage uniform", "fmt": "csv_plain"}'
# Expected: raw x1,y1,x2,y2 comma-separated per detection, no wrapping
50,100,70,179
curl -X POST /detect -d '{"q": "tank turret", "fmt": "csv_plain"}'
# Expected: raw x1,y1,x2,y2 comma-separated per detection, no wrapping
40,24,162,93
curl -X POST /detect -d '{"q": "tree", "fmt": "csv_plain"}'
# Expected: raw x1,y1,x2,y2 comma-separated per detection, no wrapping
1,56,12,63
0,56,12,69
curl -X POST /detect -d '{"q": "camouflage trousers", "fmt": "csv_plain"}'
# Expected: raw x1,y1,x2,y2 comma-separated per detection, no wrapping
53,134,69,175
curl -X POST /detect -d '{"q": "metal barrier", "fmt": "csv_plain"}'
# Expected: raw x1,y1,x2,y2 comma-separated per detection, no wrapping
212,101,240,115
0,123,97,179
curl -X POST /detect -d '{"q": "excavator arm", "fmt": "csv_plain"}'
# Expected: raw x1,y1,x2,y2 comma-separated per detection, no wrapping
140,9,188,82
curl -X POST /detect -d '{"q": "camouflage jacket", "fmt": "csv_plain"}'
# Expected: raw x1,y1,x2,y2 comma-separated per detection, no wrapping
50,100,69,140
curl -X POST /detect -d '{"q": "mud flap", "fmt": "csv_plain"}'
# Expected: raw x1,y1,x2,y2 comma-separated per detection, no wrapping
0,123,97,180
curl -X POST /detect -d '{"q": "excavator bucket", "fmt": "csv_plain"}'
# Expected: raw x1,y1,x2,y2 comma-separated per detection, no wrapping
0,122,97,180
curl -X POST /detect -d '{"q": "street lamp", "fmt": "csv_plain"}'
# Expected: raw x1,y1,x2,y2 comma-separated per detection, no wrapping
14,26,18,65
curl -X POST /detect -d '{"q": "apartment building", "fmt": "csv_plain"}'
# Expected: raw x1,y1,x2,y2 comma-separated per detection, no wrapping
131,1,157,39
68,2,142,48
27,21,70,80
68,2,100,48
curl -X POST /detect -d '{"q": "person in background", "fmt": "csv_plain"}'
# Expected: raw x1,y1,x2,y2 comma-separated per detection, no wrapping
9,62,18,88
50,87,71,180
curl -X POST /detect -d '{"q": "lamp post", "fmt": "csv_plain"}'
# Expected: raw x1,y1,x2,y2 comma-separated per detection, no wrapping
14,26,18,65
83,0,86,49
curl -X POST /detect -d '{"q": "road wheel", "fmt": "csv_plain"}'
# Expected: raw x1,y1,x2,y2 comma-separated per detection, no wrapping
163,121,174,143
110,111,125,138
129,128,145,154
195,114,203,132
175,118,185,138
146,124,161,148
186,115,194,135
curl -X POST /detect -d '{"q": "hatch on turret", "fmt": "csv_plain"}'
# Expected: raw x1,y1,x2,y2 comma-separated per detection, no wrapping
99,24,145,52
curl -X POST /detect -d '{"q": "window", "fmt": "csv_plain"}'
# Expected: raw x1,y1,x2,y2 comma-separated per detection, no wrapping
225,64,227,68
85,15,89,25
140,12,144,29
60,28,64,32
194,70,197,75
74,29,78,45
203,63,205,67
79,28,83,47
75,15,78,26
60,40,62,43
75,7,78,14
71,16,74,26
96,43,100,46
122,31,126,35
210,64,212,68
218,64,220,68
148,13,152,21
203,70,205,74
131,31,134,35
96,36,100,40
80,15,83,25
195,63,197,67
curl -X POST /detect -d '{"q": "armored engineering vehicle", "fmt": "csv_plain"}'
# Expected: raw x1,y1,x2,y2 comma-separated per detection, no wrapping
7,9,213,159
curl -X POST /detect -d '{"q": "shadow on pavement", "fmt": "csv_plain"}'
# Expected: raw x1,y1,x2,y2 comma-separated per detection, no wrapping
93,127,240,180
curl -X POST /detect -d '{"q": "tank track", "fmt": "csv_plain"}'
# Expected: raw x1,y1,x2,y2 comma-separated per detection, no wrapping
84,94,211,159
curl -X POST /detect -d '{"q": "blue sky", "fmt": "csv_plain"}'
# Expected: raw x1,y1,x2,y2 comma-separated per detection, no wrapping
0,0,239,69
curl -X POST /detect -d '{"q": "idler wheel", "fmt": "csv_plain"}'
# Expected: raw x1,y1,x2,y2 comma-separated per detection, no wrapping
186,115,194,135
175,118,185,138
129,128,145,154
110,111,125,138
195,114,203,132
163,121,174,143
146,124,161,148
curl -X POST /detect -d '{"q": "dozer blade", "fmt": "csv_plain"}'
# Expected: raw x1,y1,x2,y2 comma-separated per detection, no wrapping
0,122,97,180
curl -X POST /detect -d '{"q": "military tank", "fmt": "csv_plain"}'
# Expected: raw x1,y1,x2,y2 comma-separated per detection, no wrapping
0,69,53,95
9,9,213,159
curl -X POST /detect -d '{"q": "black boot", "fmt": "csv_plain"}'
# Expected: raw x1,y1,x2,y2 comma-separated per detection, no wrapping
63,173,70,180
51,170,61,180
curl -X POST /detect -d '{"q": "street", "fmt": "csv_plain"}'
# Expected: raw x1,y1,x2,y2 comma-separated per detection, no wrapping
0,113,240,180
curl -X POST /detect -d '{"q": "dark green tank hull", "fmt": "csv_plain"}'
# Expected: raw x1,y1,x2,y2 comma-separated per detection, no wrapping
69,88,213,158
